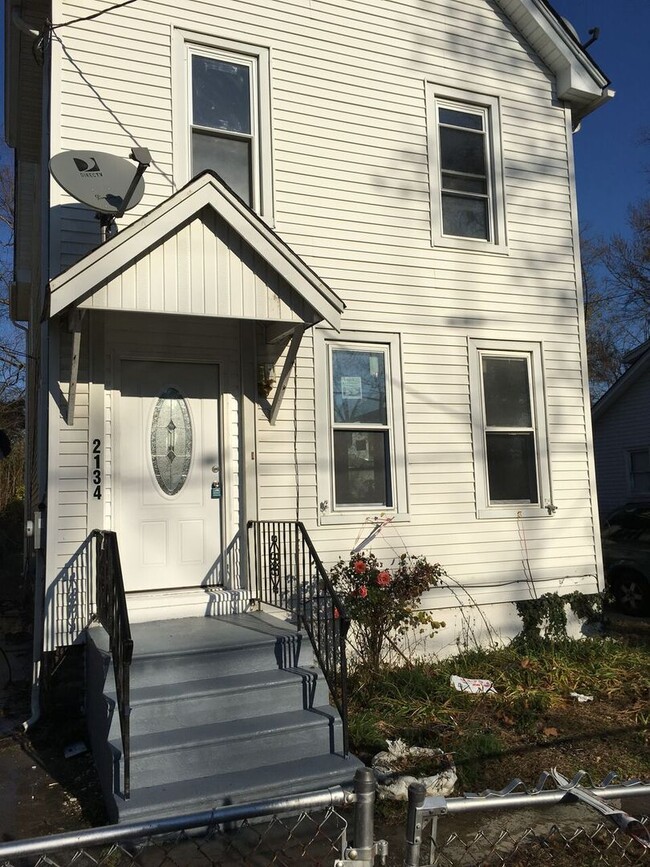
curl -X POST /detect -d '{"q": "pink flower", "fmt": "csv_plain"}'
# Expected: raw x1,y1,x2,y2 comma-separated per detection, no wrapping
333,607,340,619
354,560,367,574
376,570,391,587
358,585,368,598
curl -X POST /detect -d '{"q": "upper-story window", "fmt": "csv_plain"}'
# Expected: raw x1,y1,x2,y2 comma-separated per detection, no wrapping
190,51,256,206
427,86,507,253
175,33,273,219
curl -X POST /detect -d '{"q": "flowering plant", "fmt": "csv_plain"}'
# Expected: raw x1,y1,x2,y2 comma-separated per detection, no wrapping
330,551,445,672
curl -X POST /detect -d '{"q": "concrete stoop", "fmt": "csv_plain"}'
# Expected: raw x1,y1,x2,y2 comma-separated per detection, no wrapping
86,612,362,823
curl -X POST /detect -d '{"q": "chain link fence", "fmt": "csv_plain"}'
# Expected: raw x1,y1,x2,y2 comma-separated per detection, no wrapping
405,772,650,867
426,821,649,866
1,769,649,866
0,769,389,867
0,789,354,867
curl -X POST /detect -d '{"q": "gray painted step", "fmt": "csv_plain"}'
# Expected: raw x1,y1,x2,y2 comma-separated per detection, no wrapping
123,667,329,736
89,612,359,822
115,707,344,786
128,616,305,687
116,753,365,823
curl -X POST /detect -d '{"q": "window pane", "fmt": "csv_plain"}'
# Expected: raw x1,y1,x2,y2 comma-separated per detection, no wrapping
486,432,538,503
334,430,391,506
442,172,487,195
441,193,488,240
332,350,387,424
439,107,483,130
192,55,251,134
192,131,252,204
483,356,532,427
440,127,486,176
631,450,650,493
151,387,193,497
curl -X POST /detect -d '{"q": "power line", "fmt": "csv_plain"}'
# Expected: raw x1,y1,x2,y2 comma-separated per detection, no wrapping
50,0,140,31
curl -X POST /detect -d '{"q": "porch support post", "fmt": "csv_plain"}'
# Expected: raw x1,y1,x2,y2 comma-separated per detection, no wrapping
269,324,308,426
66,308,85,426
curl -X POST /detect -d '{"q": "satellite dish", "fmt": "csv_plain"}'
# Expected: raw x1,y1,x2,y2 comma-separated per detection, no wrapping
49,150,146,215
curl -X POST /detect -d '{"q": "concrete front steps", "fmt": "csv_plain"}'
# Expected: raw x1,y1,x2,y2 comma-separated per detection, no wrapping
86,612,363,823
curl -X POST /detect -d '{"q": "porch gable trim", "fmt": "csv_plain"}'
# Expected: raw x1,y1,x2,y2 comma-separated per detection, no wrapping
48,172,344,329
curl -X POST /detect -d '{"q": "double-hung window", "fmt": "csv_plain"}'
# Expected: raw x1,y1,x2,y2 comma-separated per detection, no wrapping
470,340,551,518
190,50,256,205
316,334,408,522
176,34,273,218
427,86,507,252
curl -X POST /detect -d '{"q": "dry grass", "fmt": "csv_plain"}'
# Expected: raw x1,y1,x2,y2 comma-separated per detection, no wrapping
348,628,650,792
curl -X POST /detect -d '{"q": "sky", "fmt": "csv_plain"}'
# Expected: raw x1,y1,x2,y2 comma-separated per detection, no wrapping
0,1,648,240
553,0,650,240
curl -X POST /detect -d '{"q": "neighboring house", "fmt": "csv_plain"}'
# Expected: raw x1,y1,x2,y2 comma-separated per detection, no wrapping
6,0,610,820
593,340,650,517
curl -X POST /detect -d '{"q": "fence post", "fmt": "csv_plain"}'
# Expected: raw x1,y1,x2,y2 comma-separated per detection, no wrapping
352,767,377,862
404,782,427,867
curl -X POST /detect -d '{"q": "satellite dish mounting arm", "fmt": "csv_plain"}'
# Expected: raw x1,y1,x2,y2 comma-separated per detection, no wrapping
101,148,152,239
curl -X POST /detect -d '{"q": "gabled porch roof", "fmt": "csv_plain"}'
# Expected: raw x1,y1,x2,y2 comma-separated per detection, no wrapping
48,171,344,330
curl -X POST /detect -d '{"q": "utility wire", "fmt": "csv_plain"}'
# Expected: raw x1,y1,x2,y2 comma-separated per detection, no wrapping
50,0,140,31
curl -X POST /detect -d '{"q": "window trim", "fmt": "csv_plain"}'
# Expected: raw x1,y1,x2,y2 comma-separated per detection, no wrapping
173,30,274,222
315,331,409,524
469,339,552,519
426,85,507,254
627,447,650,496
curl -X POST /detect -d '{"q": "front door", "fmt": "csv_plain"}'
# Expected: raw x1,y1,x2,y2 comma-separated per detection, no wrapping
117,360,222,592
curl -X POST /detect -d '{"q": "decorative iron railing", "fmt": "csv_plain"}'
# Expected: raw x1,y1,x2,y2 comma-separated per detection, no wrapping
247,520,350,758
92,529,133,799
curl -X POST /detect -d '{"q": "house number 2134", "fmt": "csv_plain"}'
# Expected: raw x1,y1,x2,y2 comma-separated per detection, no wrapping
92,438,102,500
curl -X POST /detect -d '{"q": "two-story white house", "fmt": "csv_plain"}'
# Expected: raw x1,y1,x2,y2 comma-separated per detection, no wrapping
6,0,610,822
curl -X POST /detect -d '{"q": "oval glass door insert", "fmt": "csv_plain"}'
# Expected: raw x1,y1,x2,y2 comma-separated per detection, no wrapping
151,387,193,496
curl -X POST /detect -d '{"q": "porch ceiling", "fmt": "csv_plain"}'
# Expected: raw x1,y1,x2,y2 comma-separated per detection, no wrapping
48,171,344,330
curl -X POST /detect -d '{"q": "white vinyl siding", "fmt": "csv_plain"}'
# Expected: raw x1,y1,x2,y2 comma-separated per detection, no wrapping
47,0,601,628
77,209,309,322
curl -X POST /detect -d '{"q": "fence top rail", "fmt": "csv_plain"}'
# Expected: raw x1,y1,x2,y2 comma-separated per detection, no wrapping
419,779,650,818
0,786,351,860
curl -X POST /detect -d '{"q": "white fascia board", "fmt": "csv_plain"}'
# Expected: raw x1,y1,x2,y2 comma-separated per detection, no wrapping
49,173,344,329
495,0,610,112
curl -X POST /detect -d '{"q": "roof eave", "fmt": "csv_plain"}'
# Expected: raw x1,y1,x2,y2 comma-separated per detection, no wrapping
592,350,650,421
494,0,612,121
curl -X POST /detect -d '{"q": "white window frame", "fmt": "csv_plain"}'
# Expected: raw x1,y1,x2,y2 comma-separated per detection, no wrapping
628,447,650,496
315,331,408,524
469,339,552,519
173,30,274,222
426,85,507,253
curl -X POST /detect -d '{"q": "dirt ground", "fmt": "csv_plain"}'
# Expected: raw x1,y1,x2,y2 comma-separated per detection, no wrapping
0,585,106,841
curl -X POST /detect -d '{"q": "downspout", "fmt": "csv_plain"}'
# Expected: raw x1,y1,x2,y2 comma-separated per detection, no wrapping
23,14,53,732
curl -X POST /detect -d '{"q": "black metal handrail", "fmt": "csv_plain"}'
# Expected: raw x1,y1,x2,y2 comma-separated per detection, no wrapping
247,520,350,757
91,530,133,799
